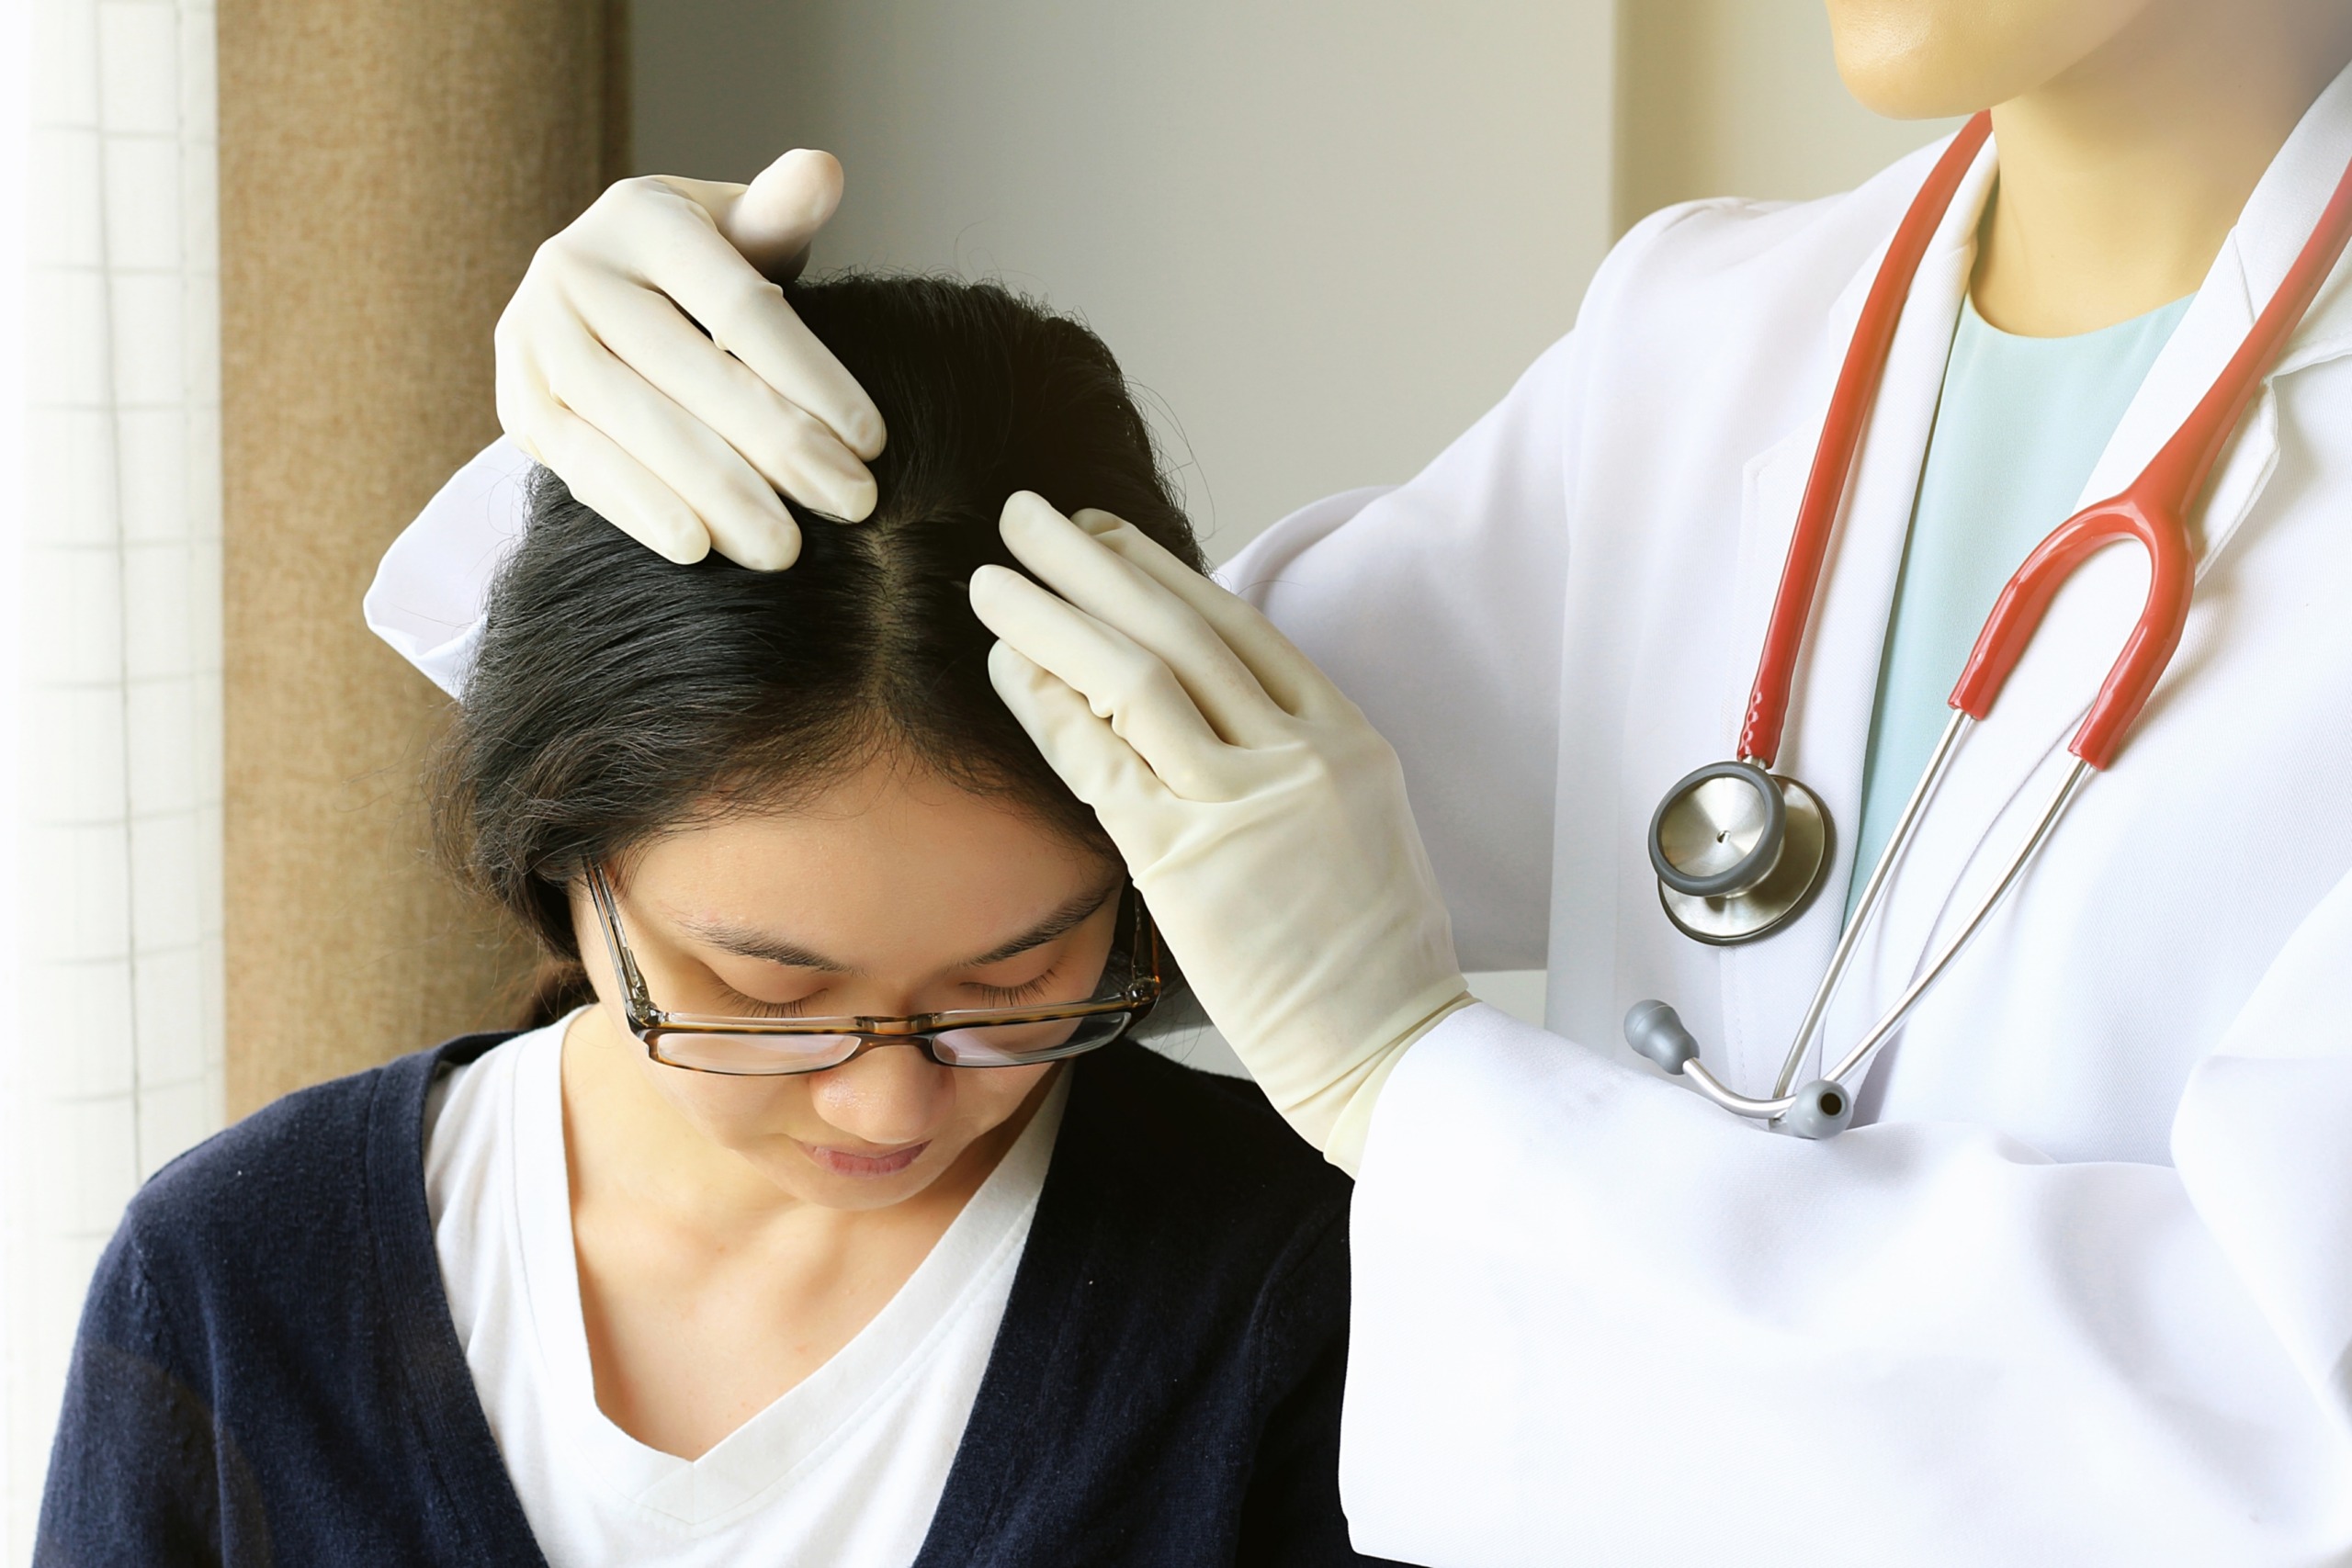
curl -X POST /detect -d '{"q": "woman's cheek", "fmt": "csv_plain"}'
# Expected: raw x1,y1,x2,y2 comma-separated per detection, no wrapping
641,1058,814,1147
963,1064,1057,1135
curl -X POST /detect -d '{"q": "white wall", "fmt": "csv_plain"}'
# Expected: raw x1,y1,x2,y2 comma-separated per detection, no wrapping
632,0,1617,563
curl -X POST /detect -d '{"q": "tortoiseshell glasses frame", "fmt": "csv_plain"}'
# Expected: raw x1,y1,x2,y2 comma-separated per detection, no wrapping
584,865,1163,1076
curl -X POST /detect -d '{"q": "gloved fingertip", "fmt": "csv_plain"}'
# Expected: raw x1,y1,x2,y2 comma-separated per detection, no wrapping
651,526,709,566
842,408,888,462
992,636,1056,673
700,514,792,569
736,148,843,241
967,562,1025,617
999,490,1069,540
740,525,802,571
1069,507,1131,539
985,637,1035,684
984,643,1055,719
831,471,879,524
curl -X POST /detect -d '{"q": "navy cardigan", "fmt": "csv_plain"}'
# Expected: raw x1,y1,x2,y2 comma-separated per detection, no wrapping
37,1035,1405,1566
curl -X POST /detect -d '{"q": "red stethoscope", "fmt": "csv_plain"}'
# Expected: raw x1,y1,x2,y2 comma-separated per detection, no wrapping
1625,110,2352,1138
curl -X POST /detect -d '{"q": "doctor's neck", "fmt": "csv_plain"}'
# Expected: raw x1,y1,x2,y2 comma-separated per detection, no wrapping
1828,0,2352,337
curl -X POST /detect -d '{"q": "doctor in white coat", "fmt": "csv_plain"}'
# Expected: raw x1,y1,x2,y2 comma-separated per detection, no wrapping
371,2,2352,1561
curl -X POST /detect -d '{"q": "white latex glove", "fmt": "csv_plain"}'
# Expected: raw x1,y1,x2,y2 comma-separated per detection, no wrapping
970,494,1474,1171
494,148,888,569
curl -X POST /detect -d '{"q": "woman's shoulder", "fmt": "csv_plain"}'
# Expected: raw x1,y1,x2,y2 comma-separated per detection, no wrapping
120,1034,508,1282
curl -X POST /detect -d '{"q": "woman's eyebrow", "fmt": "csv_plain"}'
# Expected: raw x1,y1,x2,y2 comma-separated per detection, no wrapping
956,885,1118,969
668,884,1118,974
673,918,854,972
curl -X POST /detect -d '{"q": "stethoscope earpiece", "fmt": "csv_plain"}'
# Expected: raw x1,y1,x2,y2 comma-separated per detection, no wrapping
1623,999,1851,1137
1624,998,1700,1073
1633,109,2352,1141
1778,1079,1854,1140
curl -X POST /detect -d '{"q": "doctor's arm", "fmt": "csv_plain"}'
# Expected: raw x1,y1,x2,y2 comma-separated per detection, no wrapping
972,500,2352,1561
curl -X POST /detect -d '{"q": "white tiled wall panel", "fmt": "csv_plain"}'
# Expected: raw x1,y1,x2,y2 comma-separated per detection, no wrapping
4,0,224,1558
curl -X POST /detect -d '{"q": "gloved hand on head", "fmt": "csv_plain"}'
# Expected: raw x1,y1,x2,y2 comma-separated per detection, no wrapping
971,493,1473,1173
494,148,888,570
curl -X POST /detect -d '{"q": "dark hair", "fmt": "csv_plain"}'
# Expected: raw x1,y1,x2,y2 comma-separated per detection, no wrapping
433,274,1201,1014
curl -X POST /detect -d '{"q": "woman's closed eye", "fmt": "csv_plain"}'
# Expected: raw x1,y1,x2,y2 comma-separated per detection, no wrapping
964,971,1059,1009
704,965,1067,1018
707,976,830,1020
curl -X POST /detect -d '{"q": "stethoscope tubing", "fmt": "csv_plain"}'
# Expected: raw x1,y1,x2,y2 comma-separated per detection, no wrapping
1784,743,2088,1100
1770,711,1969,1097
1634,108,2352,1136
1736,114,1996,773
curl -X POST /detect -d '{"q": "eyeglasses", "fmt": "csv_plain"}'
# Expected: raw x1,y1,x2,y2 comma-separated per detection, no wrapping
584,866,1162,1076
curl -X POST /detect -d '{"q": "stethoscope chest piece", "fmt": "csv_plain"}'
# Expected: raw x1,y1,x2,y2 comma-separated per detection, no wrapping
1625,109,2352,1139
1648,760,1832,945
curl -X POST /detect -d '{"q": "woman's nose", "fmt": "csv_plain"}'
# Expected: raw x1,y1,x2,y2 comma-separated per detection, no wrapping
808,1043,954,1146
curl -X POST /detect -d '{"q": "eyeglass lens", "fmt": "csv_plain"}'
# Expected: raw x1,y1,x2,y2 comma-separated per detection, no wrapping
649,1010,1136,1076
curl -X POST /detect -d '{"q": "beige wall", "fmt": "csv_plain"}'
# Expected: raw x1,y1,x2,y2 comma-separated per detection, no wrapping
1617,0,1958,230
219,0,620,1113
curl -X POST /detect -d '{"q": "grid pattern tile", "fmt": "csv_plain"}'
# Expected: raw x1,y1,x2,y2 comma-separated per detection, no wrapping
3,0,223,1555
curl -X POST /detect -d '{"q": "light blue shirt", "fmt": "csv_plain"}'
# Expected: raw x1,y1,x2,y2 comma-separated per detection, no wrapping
1846,291,2194,916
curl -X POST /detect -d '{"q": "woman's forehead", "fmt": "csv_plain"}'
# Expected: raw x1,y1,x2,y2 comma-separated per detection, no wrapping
628,764,1117,967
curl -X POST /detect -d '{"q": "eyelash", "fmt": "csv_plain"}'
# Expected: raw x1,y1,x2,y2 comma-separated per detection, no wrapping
712,965,1061,1017
967,974,1057,1008
714,984,815,1021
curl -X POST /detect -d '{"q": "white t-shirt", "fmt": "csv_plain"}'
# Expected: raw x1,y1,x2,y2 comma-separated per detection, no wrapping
422,1018,1065,1566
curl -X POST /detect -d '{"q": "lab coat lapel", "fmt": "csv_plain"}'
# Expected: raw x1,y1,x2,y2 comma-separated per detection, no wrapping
1712,137,1998,1088
1851,63,2352,1069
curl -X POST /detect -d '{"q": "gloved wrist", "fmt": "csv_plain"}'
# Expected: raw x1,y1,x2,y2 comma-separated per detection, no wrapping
1307,988,1476,1177
972,493,1476,1168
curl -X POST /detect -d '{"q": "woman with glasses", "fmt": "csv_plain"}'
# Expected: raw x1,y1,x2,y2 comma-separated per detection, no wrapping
39,276,1392,1567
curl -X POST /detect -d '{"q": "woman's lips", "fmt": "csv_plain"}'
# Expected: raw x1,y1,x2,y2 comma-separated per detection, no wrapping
802,1140,930,1178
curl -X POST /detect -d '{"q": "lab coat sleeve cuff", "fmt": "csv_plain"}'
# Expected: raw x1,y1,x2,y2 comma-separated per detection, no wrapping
1321,990,1478,1177
362,436,537,697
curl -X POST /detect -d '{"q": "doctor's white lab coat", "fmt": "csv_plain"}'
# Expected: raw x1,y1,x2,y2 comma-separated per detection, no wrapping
371,67,2352,1568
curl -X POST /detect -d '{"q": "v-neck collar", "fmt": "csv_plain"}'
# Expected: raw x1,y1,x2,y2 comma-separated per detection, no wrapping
510,1024,1065,1529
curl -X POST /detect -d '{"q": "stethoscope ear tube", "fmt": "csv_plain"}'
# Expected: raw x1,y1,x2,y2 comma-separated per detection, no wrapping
1635,113,2352,1140
1736,112,1996,771
1623,999,1851,1139
1632,749,2089,1140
